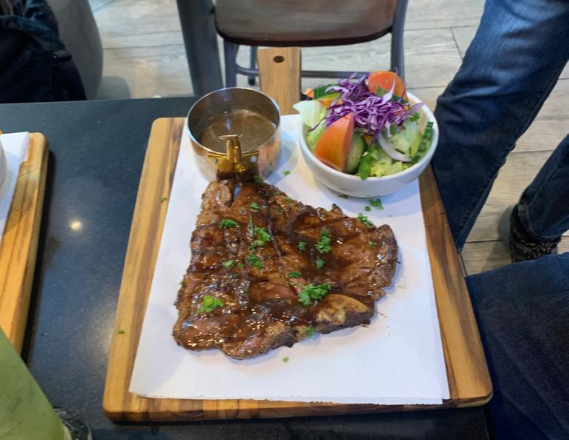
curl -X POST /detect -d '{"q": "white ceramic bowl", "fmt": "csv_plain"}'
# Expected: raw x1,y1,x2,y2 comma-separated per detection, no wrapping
298,92,439,197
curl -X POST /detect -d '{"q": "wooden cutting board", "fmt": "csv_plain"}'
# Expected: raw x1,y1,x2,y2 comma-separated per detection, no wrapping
0,133,49,353
104,47,492,421
103,116,492,421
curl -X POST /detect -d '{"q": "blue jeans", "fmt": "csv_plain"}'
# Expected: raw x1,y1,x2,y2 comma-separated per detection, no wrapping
432,0,569,250
433,0,569,438
467,254,569,440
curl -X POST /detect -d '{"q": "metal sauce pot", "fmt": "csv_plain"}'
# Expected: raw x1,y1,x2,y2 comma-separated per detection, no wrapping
186,87,281,181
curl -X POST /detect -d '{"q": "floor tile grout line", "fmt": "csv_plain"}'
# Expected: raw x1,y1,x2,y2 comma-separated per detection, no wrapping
404,23,481,32
465,232,569,245
509,149,556,156
449,28,465,59
92,0,120,13
408,85,448,90
102,43,186,51
449,24,479,30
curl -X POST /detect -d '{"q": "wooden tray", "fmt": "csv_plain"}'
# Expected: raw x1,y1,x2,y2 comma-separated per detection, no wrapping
0,133,49,353
103,117,492,421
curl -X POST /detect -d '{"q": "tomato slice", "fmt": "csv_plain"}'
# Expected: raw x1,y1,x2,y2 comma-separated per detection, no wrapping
314,114,354,172
368,71,407,100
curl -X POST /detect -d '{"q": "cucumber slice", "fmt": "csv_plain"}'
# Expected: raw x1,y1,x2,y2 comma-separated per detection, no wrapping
346,133,365,174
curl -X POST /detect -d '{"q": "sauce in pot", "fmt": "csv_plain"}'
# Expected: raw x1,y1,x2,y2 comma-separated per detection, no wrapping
199,109,276,153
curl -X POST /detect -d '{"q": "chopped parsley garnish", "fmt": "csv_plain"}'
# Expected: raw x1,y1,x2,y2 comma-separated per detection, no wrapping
220,219,238,229
367,241,378,248
287,271,302,278
246,254,264,269
253,174,264,184
222,260,236,268
117,329,125,334
298,283,331,306
365,206,371,212
298,241,307,252
316,257,325,270
284,196,292,202
160,197,168,203
337,194,349,199
198,295,224,314
357,213,373,227
315,230,332,253
252,226,271,247
283,356,290,363
301,326,315,338
179,279,186,287
283,170,291,176
237,262,244,269
250,202,261,211
369,198,384,210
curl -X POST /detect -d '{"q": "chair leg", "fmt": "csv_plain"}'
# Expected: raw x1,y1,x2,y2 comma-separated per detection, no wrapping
224,41,238,87
248,46,258,85
390,0,409,81
175,0,223,95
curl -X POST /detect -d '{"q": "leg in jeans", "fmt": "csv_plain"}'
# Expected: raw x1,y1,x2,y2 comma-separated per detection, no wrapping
432,0,569,250
518,135,569,241
467,254,569,440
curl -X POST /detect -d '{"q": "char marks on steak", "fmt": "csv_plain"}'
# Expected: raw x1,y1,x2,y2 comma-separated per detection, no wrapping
173,180,398,359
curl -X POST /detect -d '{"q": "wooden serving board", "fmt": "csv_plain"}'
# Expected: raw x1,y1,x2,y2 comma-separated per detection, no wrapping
0,133,49,353
104,47,491,420
103,117,492,421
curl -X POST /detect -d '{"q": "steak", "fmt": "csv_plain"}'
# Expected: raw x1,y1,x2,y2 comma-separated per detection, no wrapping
173,180,398,359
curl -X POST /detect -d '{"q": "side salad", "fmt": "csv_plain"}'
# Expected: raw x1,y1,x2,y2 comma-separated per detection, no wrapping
294,71,434,179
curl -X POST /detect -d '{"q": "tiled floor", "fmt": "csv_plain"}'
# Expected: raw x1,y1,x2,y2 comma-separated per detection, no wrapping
90,0,568,274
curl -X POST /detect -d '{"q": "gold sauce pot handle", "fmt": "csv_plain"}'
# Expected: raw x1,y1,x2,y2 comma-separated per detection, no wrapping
219,134,248,173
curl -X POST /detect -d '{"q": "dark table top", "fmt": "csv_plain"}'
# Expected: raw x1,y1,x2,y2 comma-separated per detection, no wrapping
0,98,490,440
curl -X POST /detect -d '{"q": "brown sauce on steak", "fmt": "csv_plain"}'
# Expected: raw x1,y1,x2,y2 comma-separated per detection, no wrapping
173,180,398,359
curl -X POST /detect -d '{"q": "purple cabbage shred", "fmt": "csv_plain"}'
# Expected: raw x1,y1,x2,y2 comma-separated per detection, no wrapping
320,73,423,140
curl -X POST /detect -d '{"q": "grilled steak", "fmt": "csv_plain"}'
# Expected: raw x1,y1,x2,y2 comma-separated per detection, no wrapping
173,180,398,359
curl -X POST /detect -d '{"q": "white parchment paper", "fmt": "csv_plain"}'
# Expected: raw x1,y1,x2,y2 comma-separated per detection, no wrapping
129,116,449,404
0,133,29,247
